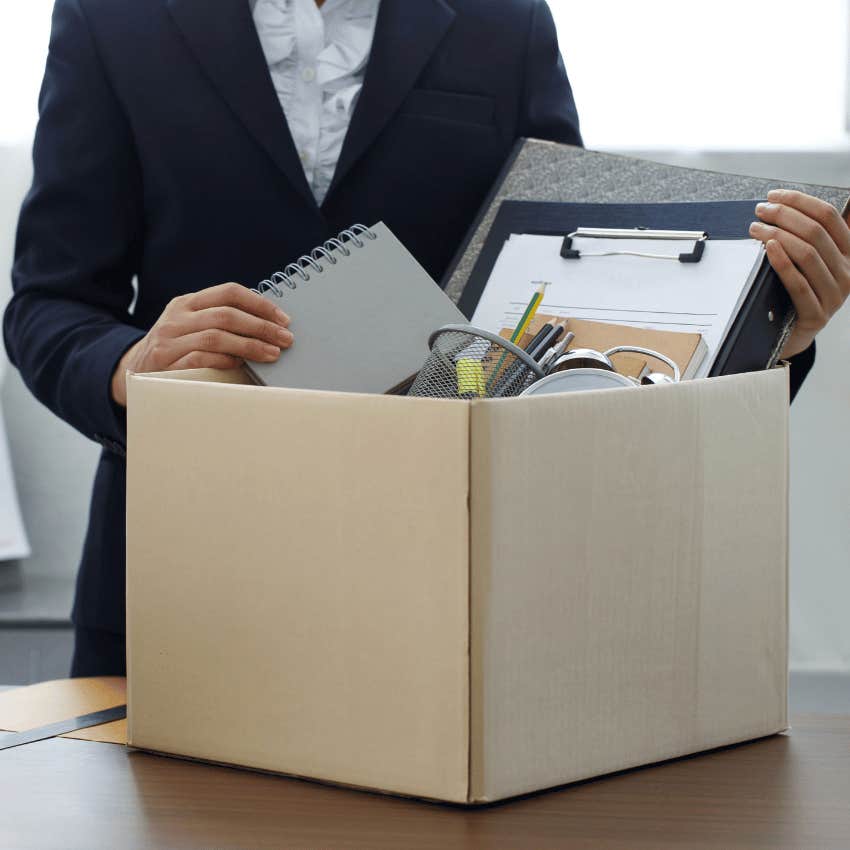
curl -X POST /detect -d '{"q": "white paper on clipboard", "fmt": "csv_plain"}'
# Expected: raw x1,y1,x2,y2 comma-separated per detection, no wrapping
469,233,765,379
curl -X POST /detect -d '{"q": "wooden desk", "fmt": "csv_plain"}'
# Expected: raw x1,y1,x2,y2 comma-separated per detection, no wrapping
1,715,849,849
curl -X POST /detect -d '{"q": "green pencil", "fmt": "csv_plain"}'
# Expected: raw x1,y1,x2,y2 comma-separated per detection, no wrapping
510,281,547,344
487,281,549,392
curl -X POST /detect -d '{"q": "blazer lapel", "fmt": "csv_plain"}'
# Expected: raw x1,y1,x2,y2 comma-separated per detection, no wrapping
325,0,456,201
165,0,318,209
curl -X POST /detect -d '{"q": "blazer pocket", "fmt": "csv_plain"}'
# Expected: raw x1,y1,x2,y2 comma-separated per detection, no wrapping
399,89,496,127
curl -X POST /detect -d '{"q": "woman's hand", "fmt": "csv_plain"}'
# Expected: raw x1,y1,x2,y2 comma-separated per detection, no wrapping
750,189,850,359
110,282,293,406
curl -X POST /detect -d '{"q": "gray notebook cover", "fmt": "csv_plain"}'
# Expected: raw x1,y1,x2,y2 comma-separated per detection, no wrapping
245,222,466,393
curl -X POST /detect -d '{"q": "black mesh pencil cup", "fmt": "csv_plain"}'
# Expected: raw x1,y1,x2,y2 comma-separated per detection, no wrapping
407,325,545,400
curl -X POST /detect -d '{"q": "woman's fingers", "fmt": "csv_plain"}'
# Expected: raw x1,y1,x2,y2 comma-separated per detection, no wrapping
181,282,290,326
115,283,293,404
182,305,293,349
146,282,294,371
156,329,281,368
752,191,850,358
755,200,845,281
749,220,843,314
766,189,850,257
764,239,825,332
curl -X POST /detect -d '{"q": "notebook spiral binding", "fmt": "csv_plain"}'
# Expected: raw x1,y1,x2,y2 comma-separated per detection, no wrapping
252,224,377,297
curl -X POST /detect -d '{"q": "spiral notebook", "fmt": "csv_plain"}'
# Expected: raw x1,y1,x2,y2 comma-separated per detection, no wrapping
244,223,466,393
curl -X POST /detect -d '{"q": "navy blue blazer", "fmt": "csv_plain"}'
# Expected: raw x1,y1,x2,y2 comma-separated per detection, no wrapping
4,0,812,634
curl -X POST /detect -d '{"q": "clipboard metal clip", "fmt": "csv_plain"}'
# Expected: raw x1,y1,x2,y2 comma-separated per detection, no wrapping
560,227,708,264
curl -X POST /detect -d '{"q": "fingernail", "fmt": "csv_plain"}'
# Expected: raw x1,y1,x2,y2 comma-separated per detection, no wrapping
277,327,293,346
263,345,280,360
749,221,764,234
756,202,776,214
275,308,290,326
767,189,783,201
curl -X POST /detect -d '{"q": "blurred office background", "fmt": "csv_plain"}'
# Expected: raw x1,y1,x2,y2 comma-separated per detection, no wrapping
1,2,848,708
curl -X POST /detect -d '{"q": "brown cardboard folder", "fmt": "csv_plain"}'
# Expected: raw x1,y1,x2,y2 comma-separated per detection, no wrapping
0,678,127,744
503,315,707,380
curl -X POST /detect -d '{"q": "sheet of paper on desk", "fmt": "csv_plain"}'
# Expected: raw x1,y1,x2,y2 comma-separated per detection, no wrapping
0,402,29,560
470,234,765,378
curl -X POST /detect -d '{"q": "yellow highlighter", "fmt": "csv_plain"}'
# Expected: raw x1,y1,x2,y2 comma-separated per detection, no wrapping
456,358,487,398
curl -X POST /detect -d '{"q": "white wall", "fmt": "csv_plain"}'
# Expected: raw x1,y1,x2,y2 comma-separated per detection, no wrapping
1,1,848,672
551,0,850,151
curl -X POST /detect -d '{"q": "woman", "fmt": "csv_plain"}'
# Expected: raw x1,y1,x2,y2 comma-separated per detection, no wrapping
5,0,849,676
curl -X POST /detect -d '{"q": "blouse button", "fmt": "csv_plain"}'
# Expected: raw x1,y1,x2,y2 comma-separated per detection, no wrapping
302,67,316,83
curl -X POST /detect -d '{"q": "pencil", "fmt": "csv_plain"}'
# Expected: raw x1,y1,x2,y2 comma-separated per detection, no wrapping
510,281,548,345
487,281,549,392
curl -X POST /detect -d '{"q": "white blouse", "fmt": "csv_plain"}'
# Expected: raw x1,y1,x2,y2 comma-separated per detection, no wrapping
251,0,381,205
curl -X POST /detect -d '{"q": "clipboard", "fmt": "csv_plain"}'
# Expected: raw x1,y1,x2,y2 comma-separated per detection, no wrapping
444,140,849,378
456,198,791,378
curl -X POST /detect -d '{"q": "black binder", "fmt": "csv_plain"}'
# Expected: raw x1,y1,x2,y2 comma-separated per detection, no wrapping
457,198,791,378
444,140,848,378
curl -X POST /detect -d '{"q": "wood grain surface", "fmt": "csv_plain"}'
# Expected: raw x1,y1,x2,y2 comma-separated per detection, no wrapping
1,715,848,850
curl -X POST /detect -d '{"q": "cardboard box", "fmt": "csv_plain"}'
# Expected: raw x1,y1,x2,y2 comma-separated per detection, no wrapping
126,367,789,804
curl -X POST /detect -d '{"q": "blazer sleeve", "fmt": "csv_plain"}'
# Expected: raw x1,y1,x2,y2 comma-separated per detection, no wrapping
518,0,583,146
787,340,815,403
3,0,146,451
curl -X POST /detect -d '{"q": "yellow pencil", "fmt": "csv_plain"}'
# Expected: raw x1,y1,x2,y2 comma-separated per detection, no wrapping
487,281,549,392
510,281,548,345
